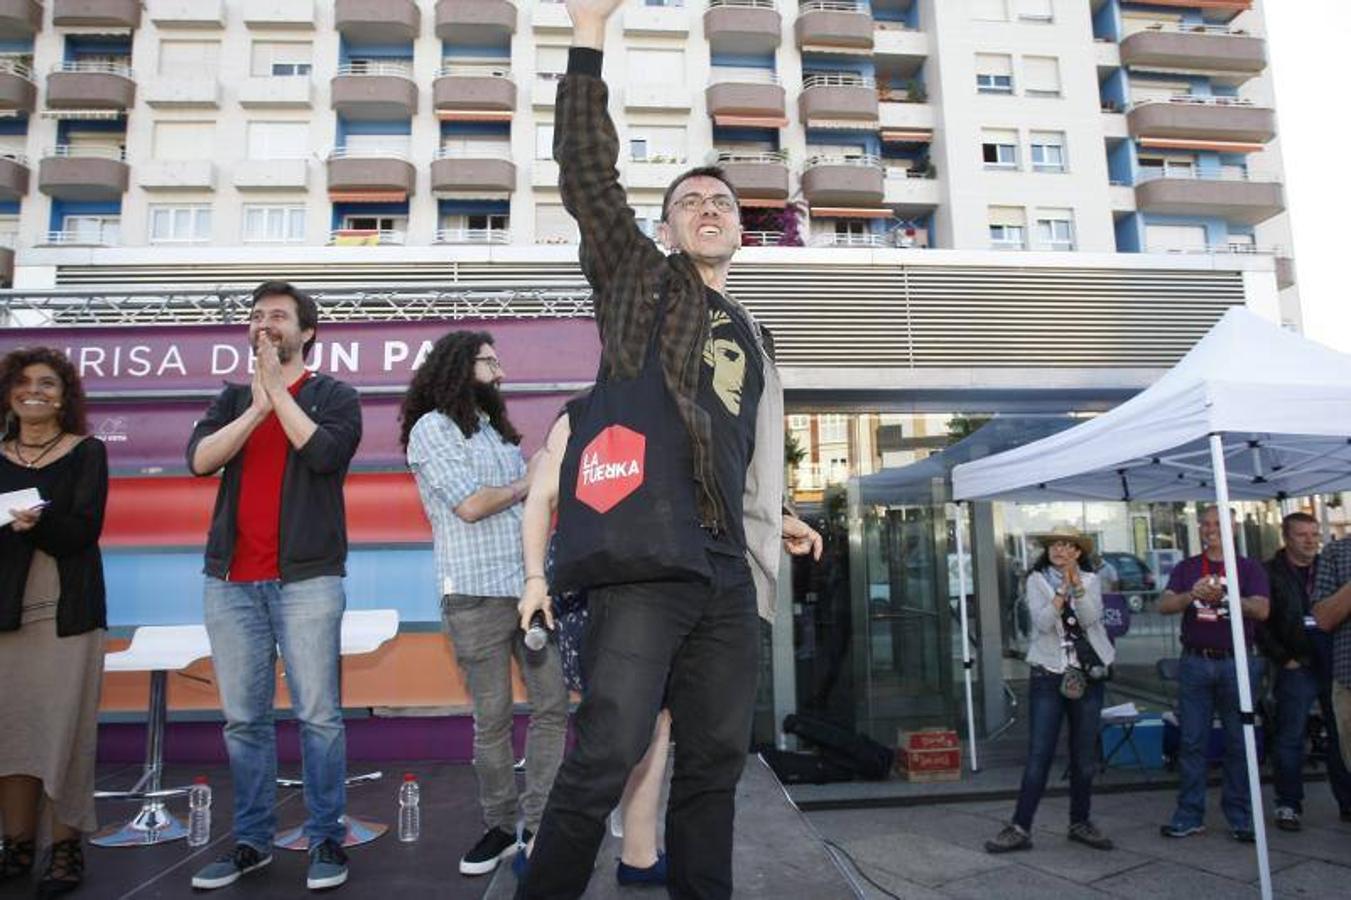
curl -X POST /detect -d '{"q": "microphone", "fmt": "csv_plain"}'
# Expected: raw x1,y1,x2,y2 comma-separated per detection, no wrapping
524,611,549,652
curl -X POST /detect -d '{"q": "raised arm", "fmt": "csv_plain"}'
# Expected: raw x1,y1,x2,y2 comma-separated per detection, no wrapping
518,415,569,631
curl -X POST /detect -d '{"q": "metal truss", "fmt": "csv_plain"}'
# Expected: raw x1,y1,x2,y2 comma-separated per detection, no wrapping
0,285,595,327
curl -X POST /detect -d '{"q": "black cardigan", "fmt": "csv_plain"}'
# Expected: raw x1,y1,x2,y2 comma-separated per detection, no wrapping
0,437,109,636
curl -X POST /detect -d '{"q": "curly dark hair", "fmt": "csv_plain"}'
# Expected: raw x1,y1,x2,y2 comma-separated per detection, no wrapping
0,346,89,438
398,330,521,449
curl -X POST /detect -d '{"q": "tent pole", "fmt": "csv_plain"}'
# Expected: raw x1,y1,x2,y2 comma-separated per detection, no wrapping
1208,434,1273,900
954,502,979,773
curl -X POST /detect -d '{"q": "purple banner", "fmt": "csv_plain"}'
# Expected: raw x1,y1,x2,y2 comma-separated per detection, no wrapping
1,319,600,473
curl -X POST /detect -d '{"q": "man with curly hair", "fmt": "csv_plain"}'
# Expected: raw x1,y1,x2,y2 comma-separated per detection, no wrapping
399,331,567,877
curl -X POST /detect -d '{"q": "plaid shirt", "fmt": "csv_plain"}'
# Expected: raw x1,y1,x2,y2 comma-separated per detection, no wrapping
406,411,525,599
1314,537,1351,687
556,49,730,531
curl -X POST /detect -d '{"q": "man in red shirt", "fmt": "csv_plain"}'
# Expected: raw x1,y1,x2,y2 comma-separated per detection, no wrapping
185,282,362,892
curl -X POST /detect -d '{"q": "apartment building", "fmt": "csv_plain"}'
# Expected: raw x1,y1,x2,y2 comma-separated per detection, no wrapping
0,0,1302,744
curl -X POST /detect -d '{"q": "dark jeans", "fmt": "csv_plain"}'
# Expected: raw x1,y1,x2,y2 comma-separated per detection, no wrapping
1272,664,1351,813
1169,653,1262,831
518,552,759,900
1012,668,1105,830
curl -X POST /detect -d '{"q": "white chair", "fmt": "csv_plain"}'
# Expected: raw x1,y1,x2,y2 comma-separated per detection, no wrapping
93,625,213,847
274,609,400,850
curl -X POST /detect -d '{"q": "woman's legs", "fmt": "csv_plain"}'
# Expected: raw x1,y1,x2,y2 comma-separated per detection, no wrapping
0,775,41,841
619,710,672,868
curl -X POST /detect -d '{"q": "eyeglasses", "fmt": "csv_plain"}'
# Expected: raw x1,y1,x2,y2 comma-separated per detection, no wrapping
671,193,737,215
474,356,503,372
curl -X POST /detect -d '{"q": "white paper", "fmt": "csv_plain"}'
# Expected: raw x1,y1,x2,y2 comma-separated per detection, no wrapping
0,487,44,528
1101,702,1139,720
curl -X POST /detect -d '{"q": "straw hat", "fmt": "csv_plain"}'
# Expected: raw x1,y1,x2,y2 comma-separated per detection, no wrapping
1030,525,1094,557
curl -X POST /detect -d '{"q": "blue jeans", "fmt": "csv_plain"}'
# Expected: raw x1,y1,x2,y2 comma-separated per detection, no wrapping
1272,664,1351,813
1170,652,1261,831
1012,668,1105,830
204,575,347,851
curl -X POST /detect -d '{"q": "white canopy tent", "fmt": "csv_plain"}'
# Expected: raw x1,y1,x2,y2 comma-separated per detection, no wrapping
952,307,1351,900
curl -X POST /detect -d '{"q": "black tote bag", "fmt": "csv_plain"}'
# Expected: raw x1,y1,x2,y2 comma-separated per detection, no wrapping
550,298,712,594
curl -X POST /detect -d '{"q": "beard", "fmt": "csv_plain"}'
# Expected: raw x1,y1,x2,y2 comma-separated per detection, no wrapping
252,331,298,364
472,380,504,414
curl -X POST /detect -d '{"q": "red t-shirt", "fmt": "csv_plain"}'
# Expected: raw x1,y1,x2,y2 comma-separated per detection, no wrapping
228,371,310,582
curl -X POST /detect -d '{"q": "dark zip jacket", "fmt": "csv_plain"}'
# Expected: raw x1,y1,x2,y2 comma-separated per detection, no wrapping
186,373,362,582
1262,550,1320,668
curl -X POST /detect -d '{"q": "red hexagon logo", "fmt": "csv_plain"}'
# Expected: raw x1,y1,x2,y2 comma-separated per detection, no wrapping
575,425,646,514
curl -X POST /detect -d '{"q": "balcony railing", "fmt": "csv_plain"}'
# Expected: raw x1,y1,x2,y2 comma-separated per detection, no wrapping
434,228,511,245
0,59,34,81
328,229,406,246
1137,21,1253,36
803,153,882,171
43,228,120,246
708,0,776,8
435,145,513,161
1129,95,1255,110
885,166,935,179
708,70,781,86
740,230,786,246
798,1,866,14
46,144,126,161
716,150,789,165
51,60,133,77
811,233,886,248
437,63,513,80
1147,243,1284,256
328,146,410,162
1135,166,1276,183
337,61,414,78
802,72,876,91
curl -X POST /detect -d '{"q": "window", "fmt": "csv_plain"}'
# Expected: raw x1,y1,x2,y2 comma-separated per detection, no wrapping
246,121,309,159
158,40,220,76
1015,0,1054,22
627,49,684,86
243,205,306,244
536,45,568,82
988,206,1026,250
819,414,848,443
251,41,312,77
535,204,579,244
535,124,554,160
1139,155,1194,178
981,129,1019,169
152,121,214,161
632,205,661,238
788,415,810,431
342,215,406,234
344,133,410,156
149,206,212,244
1034,209,1074,251
439,134,510,157
971,0,1007,20
62,215,119,244
975,54,1014,95
1029,131,1066,172
628,126,685,163
1023,56,1061,98
1145,224,1208,253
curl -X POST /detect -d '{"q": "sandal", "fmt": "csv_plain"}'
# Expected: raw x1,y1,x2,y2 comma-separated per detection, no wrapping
0,835,35,879
36,838,83,898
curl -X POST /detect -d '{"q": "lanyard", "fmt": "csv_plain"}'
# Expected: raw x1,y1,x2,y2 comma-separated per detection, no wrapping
1200,555,1225,580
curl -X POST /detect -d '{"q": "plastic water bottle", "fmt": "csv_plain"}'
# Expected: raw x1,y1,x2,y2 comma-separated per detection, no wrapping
398,773,420,843
187,776,212,847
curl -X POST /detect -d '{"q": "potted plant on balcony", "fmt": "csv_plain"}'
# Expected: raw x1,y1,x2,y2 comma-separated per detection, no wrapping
904,78,927,103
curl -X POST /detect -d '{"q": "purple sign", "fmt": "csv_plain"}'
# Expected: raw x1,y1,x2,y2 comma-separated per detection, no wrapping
0,319,600,473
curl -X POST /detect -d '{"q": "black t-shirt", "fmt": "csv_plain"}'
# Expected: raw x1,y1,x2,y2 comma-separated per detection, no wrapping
698,287,764,552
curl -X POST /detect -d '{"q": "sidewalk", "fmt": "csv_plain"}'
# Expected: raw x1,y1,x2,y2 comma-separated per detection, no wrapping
807,783,1351,899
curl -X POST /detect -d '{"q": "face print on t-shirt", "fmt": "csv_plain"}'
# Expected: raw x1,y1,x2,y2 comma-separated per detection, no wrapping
702,309,747,416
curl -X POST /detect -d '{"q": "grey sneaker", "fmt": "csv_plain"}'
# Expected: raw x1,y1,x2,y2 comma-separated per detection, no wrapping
191,843,272,890
306,839,348,891
1159,822,1206,838
1068,821,1114,850
985,824,1032,853
1274,806,1301,832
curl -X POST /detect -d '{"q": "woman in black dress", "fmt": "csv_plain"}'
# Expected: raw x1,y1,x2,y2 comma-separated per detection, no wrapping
0,346,108,898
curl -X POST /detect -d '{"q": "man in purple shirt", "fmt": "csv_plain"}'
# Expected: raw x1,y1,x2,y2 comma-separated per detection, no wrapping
1158,506,1270,841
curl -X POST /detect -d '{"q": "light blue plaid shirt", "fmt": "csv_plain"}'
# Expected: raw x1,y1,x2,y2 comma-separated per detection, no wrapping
407,411,525,599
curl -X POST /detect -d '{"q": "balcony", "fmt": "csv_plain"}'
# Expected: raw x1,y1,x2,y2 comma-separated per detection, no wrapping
1134,169,1284,224
0,60,35,113
706,72,785,128
234,159,308,190
433,65,516,120
52,0,141,28
326,147,416,199
799,72,877,129
238,77,312,108
328,228,405,246
149,1,227,28
873,22,929,62
882,168,939,212
801,155,884,207
242,0,314,29
810,233,886,248
143,77,220,108
335,0,420,44
331,62,417,120
1120,24,1266,81
795,0,873,54
715,151,789,202
0,0,40,39
46,60,135,111
431,148,515,195
139,160,215,191
623,4,687,36
38,145,129,201
704,0,781,56
435,227,511,245
1127,96,1275,146
0,153,29,200
41,226,119,247
435,0,516,45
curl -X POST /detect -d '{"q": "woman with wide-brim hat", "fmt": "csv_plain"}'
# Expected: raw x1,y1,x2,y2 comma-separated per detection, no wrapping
986,526,1116,855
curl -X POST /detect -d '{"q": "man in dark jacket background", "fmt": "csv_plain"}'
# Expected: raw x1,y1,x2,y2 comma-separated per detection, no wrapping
184,281,363,892
1264,511,1351,830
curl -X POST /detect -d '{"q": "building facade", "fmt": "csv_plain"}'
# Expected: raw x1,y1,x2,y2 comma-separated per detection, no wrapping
0,0,1305,747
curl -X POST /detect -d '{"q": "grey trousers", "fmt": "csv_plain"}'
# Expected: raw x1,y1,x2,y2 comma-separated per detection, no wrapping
1335,681,1351,771
442,593,569,834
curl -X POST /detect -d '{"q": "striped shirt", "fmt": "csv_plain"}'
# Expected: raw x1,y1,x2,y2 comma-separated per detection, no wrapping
407,411,525,600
